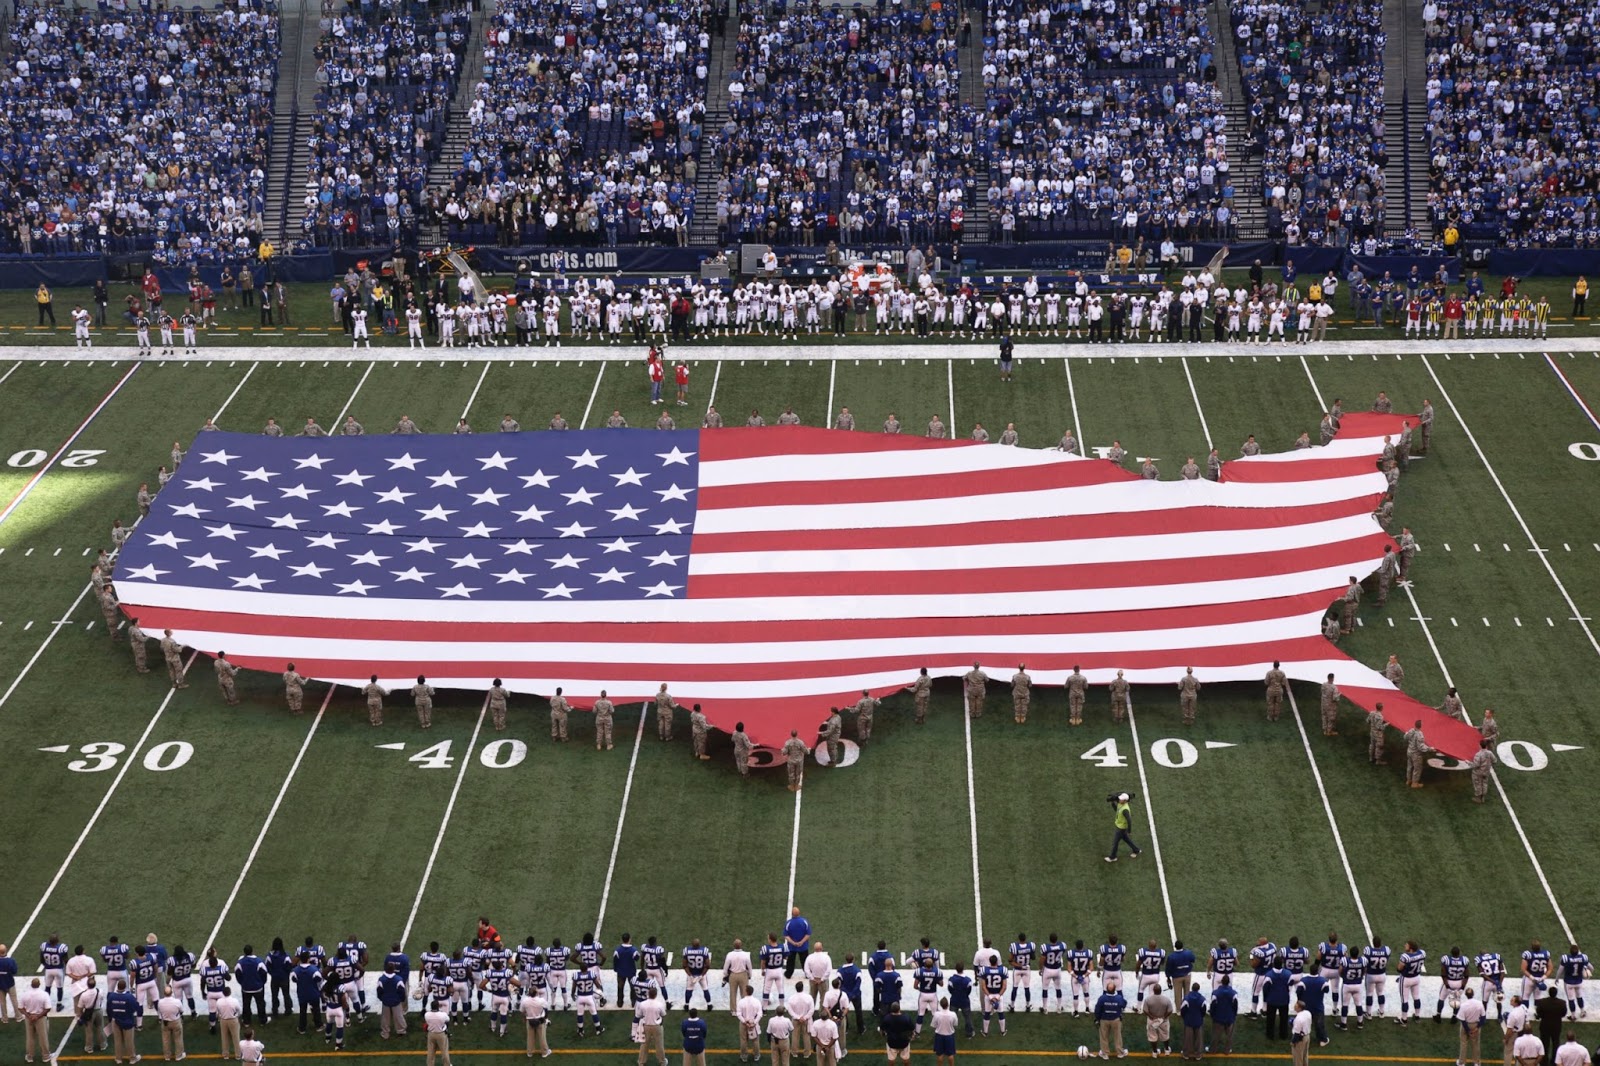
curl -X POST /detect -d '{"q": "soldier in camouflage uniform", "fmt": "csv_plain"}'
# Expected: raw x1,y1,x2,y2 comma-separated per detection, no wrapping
1372,391,1393,414
654,683,677,740
1469,739,1496,803
998,423,1019,446
1240,435,1261,457
908,667,932,724
1320,673,1341,735
364,674,387,725
1109,669,1129,724
1264,660,1287,722
1206,449,1223,481
854,690,879,743
283,662,306,712
1177,667,1200,724
413,675,435,728
732,722,753,777
607,410,629,428
883,414,901,434
690,703,710,760
963,663,988,718
1367,703,1387,764
1383,654,1404,689
395,415,419,435
1012,665,1033,724
927,415,946,439
702,407,723,429
1383,459,1400,493
1397,528,1417,580
99,584,122,638
488,678,510,731
1417,401,1434,454
835,407,855,431
1341,576,1362,634
1323,613,1342,643
137,483,152,518
1180,457,1200,480
301,417,326,436
1439,686,1466,722
656,411,676,431
1319,412,1337,447
1375,545,1398,606
127,618,150,674
1142,459,1159,480
1066,665,1087,725
549,413,569,430
1059,430,1079,454
821,708,844,766
1374,493,1395,531
1106,441,1126,466
782,730,808,791
215,652,241,705
161,628,188,688
1403,720,1431,788
1480,709,1500,744
549,687,571,741
592,689,614,749
1396,421,1412,470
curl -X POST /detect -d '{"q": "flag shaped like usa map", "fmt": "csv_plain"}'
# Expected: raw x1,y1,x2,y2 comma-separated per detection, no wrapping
112,417,1482,757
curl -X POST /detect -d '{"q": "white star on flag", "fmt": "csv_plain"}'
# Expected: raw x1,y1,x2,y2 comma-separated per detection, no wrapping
268,513,307,529
205,524,244,541
562,487,600,506
539,583,577,599
375,486,414,504
335,579,376,595
123,564,169,581
404,538,443,553
656,447,693,466
348,550,390,566
290,562,332,578
594,567,633,584
520,470,557,488
322,501,361,517
388,453,425,470
171,503,210,518
226,494,264,510
601,538,639,553
391,567,433,583
449,553,487,570
364,519,404,535
642,581,682,597
335,469,373,486
478,451,514,470
470,488,508,506
655,484,693,502
294,453,331,469
147,531,189,549
199,449,239,465
239,466,278,482
550,553,587,570
502,539,538,555
186,553,225,570
438,583,479,599
557,521,595,538
652,518,689,535
611,467,649,486
185,477,221,492
494,569,532,584
429,470,465,488
280,483,317,500
305,533,347,549
608,503,647,521
567,450,605,469
417,505,457,521
647,550,683,566
459,521,499,538
230,573,273,590
248,544,290,560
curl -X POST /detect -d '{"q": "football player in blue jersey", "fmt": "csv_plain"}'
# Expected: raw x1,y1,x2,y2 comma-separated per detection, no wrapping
1436,946,1470,1021
1040,935,1067,1013
546,938,572,1011
683,939,713,1011
1249,938,1278,1014
1520,941,1552,1003
1362,939,1391,1020
1336,950,1367,1028
978,952,1008,1036
1136,940,1168,1008
1477,948,1507,1018
1008,934,1036,1013
167,944,199,1016
1068,940,1095,1016
1396,941,1426,1025
1099,936,1128,998
39,935,68,1010
1558,945,1590,1018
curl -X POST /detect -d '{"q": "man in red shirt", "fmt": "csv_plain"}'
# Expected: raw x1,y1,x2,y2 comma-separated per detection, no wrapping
1442,293,1463,340
674,361,690,406
142,269,163,310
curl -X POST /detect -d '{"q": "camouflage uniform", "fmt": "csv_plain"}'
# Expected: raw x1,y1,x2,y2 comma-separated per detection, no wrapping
215,656,240,705
488,683,509,730
835,410,855,431
782,735,808,791
1320,679,1341,734
1366,709,1387,764
1384,658,1405,689
592,695,614,749
1397,531,1417,579
1480,714,1500,744
283,669,305,712
910,673,932,724
364,681,387,725
1059,432,1078,455
1180,459,1200,480
1065,669,1086,725
1469,746,1496,802
1264,666,1287,721
137,487,153,518
854,694,879,742
821,710,843,766
690,706,710,759
1177,671,1200,724
1319,414,1336,447
883,416,901,434
654,688,676,740
1109,673,1129,724
162,634,188,687
1012,669,1033,723
128,623,150,674
413,682,435,728
1417,402,1434,454
1322,614,1341,643
1206,452,1223,481
1440,692,1466,722
1404,726,1431,787
733,728,753,776
1341,580,1362,634
963,667,988,718
99,587,121,636
1375,551,1398,607
549,693,571,741
1396,424,1412,470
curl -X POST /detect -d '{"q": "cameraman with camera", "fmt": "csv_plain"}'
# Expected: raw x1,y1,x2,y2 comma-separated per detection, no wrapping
1107,793,1143,863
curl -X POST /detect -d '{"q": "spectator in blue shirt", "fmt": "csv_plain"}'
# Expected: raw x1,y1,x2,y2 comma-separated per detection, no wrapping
107,980,141,1062
1181,985,1208,1059
784,908,811,978
682,1007,708,1066
838,954,865,1035
1094,980,1128,1058
1211,978,1239,1054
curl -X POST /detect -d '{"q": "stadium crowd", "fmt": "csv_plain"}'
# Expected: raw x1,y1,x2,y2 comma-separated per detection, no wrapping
0,1,280,263
3,924,1594,1065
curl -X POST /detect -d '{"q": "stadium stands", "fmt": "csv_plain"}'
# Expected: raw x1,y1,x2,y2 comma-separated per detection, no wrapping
436,0,710,247
0,2,280,262
297,0,474,248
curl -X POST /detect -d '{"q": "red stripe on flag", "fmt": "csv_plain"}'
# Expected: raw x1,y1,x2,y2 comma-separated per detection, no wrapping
1219,456,1383,484
1338,685,1486,761
698,455,1130,509
697,426,984,460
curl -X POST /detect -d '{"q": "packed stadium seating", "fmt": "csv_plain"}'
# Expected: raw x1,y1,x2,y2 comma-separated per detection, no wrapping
0,1,280,262
437,0,709,247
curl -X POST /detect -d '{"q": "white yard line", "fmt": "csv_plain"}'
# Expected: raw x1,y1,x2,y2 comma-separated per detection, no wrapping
595,703,649,940
785,776,804,919
401,696,490,948
461,361,493,421
0,583,96,713
706,359,724,417
211,361,258,423
1400,583,1575,942
200,685,335,951
947,358,957,436
1122,693,1176,943
1543,352,1600,433
0,360,21,387
0,361,141,527
1064,356,1083,445
579,362,607,429
1283,689,1374,942
960,694,985,947
10,653,196,949
1299,355,1328,410
1420,354,1600,659
825,360,837,428
1180,358,1213,450
333,361,375,426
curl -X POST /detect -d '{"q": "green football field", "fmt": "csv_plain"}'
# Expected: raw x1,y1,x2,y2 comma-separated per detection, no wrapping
1,337,1598,1065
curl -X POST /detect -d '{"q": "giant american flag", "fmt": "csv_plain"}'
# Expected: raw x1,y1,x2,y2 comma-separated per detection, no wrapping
113,413,1482,758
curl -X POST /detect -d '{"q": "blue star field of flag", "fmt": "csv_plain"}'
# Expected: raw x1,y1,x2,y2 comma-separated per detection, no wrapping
114,431,701,602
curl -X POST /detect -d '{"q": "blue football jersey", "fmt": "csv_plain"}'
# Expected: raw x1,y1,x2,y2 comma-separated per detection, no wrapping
1041,942,1068,970
1363,946,1391,975
1099,943,1127,973
1397,950,1426,978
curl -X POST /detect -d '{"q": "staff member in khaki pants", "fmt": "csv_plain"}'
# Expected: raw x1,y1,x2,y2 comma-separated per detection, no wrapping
75,975,106,1053
724,940,754,1007
765,1010,794,1066
426,999,453,1066
522,987,551,1058
217,990,243,1059
158,985,187,1060
20,976,52,1063
637,986,668,1066
1502,996,1529,1066
107,979,141,1065
1458,989,1486,1066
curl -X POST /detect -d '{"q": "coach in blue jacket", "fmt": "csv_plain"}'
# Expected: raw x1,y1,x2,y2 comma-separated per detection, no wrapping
1263,961,1293,1040
1211,977,1239,1053
1167,942,1197,997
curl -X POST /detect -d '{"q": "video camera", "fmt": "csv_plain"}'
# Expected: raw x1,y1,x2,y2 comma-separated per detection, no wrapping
1106,792,1136,804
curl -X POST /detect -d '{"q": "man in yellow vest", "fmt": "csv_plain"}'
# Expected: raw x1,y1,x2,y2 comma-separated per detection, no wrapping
36,283,55,325
1573,276,1589,318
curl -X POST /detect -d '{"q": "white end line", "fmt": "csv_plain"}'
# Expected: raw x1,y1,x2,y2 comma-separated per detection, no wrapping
10,652,196,949
461,362,493,422
212,362,258,422
334,362,375,427
0,361,142,527
1420,355,1600,659
1284,687,1373,942
596,703,650,940
1123,693,1176,943
1400,583,1574,942
202,685,334,951
401,695,489,948
579,362,608,429
961,695,985,947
